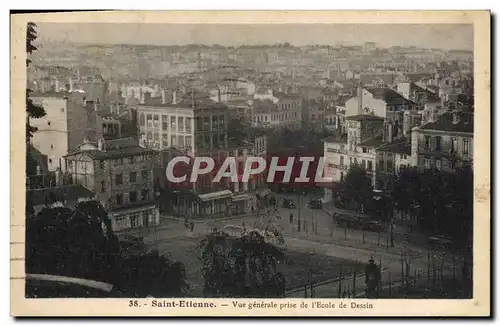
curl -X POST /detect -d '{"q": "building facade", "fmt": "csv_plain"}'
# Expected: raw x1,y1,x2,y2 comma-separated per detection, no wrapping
64,138,159,231
30,92,103,172
411,110,473,172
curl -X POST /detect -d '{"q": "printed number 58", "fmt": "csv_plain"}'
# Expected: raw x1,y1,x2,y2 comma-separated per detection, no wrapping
129,300,139,307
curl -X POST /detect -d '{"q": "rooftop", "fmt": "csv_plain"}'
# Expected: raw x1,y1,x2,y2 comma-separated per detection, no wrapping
359,134,385,148
27,185,94,207
376,137,412,154
322,133,347,144
420,111,473,134
346,114,385,121
366,88,416,106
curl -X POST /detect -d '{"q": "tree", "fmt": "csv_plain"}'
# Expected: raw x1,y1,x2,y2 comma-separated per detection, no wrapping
26,201,188,297
198,229,285,298
26,22,46,142
339,164,373,212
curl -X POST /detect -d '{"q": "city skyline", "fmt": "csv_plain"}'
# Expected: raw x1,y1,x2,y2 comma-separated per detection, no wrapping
36,23,473,51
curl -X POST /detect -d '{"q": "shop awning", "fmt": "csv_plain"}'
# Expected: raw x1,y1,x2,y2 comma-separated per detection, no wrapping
232,193,253,202
197,190,233,202
257,188,271,197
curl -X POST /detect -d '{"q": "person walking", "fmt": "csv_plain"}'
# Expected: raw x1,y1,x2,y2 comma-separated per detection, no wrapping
289,213,293,224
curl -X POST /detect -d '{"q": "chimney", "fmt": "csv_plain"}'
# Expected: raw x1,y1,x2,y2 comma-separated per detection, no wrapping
172,90,178,105
55,79,60,92
452,111,461,124
357,86,363,115
217,88,221,103
68,77,73,92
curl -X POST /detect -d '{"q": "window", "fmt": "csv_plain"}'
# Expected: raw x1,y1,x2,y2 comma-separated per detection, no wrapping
141,170,150,182
153,132,160,142
50,144,54,149
340,172,344,181
435,136,442,150
203,135,210,148
378,159,384,171
218,133,226,147
47,121,51,126
61,108,65,113
178,117,184,132
362,147,367,153
212,116,218,130
196,117,203,132
153,115,159,128
130,156,135,164
203,117,210,131
424,158,431,170
451,138,459,153
129,171,137,183
185,136,193,148
147,114,153,127
463,138,470,155
170,116,177,131
139,113,145,126
424,135,431,150
362,160,366,169
171,135,177,147
131,213,140,227
367,160,373,171
340,156,344,166
387,160,393,172
436,159,442,171
115,173,123,185
116,194,123,206
100,181,106,192
162,115,169,130
185,117,192,132
129,191,137,203
141,189,149,201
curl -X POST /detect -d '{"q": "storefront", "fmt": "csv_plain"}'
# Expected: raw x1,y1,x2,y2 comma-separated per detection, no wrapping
230,193,254,215
109,204,159,231
197,190,233,217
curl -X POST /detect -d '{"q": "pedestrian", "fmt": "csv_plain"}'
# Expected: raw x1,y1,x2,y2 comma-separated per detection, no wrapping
190,221,194,232
289,213,293,224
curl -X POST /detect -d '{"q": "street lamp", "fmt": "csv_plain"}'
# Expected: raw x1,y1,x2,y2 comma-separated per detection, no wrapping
373,189,394,248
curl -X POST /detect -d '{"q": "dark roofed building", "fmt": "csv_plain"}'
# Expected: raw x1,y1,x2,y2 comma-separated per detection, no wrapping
27,185,95,216
366,88,416,107
411,110,473,173
346,114,385,122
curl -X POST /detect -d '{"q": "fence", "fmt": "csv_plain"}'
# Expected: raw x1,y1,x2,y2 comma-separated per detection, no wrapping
286,254,471,299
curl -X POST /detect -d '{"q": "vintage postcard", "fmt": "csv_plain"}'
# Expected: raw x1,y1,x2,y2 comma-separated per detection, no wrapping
11,11,490,317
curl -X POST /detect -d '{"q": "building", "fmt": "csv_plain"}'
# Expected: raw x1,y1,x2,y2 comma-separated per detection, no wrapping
68,74,108,103
411,110,473,172
252,90,302,129
345,87,416,129
26,184,95,217
135,91,228,156
30,92,104,171
374,137,412,190
64,137,159,231
322,114,385,202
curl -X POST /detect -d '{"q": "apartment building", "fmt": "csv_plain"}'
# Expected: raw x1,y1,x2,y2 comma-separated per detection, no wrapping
64,137,159,231
411,110,473,172
322,115,385,202
30,92,103,172
135,91,228,156
252,90,302,129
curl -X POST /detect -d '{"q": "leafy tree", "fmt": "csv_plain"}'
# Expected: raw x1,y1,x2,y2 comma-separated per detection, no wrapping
26,201,188,297
26,22,46,142
338,164,373,212
198,229,285,298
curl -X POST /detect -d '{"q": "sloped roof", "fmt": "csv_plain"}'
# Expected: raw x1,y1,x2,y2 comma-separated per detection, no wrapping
420,112,473,134
366,88,416,106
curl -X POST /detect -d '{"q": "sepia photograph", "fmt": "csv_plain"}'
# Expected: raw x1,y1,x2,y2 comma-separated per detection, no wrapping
10,11,490,317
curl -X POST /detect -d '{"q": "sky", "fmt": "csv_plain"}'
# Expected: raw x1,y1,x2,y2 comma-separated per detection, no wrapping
36,23,473,50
